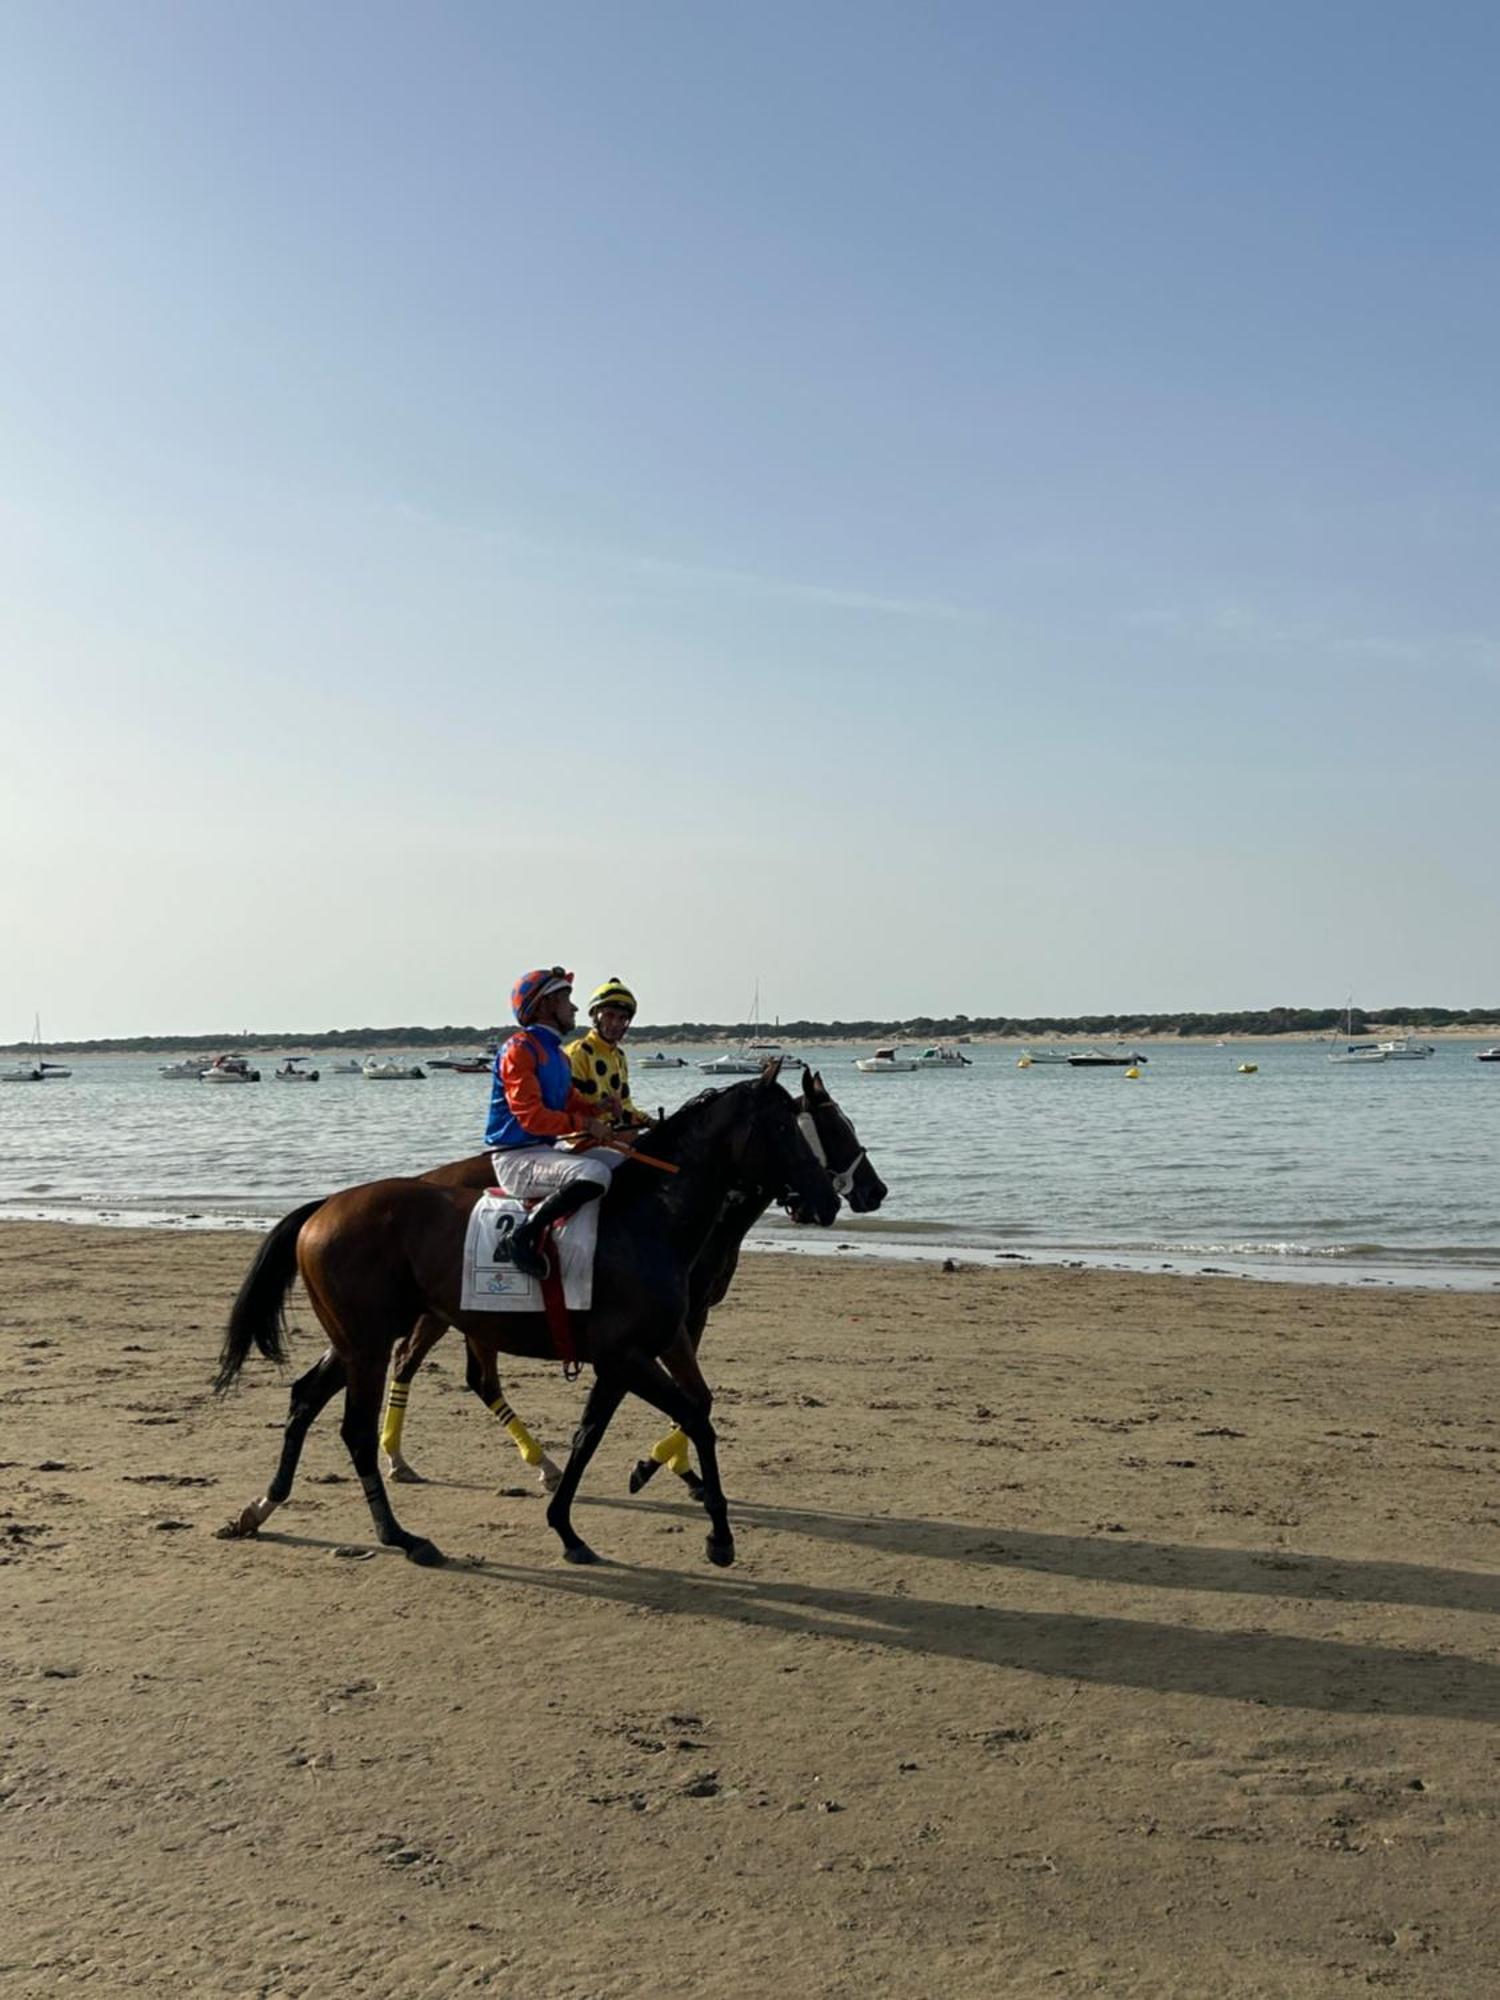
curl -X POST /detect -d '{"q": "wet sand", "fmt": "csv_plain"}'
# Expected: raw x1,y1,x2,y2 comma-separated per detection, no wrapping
3,1221,1500,1997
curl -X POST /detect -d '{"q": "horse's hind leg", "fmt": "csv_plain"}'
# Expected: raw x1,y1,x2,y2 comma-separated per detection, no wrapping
628,1426,695,1496
217,1348,345,1541
343,1360,445,1567
544,1373,628,1565
379,1312,448,1483
464,1339,562,1491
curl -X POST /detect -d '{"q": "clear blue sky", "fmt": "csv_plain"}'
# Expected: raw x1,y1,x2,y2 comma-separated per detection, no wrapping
3,1,1497,1036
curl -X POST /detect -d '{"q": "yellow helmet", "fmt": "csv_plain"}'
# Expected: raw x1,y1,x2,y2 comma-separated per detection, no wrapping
588,976,637,1018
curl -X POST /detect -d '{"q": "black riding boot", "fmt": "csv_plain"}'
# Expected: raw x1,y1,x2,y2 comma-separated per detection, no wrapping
509,1180,604,1280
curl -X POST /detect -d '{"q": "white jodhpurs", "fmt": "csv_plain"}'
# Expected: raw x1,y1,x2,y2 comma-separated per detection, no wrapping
488,1145,622,1202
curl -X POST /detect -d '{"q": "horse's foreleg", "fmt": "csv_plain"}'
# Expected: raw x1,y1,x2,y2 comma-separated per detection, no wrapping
618,1354,732,1567
628,1329,706,1497
544,1373,628,1565
465,1339,562,1491
217,1348,345,1541
380,1312,449,1482
344,1364,444,1567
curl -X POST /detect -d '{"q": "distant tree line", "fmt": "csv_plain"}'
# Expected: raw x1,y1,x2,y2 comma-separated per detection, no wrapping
10,1004,1498,1055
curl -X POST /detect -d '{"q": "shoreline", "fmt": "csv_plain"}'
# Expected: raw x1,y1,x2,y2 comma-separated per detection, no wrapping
4,1205,1496,1294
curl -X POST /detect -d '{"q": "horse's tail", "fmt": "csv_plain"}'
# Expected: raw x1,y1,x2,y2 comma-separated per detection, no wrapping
213,1198,326,1394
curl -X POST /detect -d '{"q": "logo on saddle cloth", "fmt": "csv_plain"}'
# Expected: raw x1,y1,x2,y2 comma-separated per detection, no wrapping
460,1191,599,1314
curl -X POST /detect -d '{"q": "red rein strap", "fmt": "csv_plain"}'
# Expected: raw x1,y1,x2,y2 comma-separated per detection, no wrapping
537,1249,581,1379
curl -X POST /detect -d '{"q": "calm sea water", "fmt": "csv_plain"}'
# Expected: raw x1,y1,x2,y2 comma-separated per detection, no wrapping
2,1042,1498,1289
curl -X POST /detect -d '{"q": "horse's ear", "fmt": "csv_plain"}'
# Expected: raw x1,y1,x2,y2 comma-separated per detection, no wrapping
808,1068,825,1096
761,1056,783,1084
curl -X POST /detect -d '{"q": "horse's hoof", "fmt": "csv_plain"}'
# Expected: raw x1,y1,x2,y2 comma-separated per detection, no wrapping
386,1460,425,1485
215,1508,261,1541
538,1457,563,1494
706,1534,736,1568
404,1538,445,1568
563,1542,600,1566
628,1458,659,1495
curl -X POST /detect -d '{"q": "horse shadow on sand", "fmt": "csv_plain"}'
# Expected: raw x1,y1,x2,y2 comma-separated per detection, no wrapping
352,1488,1500,1724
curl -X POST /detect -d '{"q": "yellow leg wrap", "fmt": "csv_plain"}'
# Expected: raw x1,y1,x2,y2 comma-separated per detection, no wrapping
652,1428,691,1476
490,1395,545,1468
380,1379,410,1459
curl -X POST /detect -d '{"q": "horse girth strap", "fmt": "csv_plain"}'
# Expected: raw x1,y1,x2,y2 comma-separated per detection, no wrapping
537,1253,582,1380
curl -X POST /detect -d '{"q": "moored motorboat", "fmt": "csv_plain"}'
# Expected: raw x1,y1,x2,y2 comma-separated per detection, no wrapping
854,1047,919,1073
1018,1048,1076,1066
699,1052,764,1075
1067,1049,1147,1068
1477,1047,1500,1063
912,1044,971,1068
1376,1037,1435,1059
201,1054,261,1083
363,1056,425,1080
275,1057,320,1082
159,1056,209,1079
639,1051,690,1070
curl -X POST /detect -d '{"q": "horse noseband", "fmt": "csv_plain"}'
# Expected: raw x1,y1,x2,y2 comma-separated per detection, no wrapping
797,1108,866,1200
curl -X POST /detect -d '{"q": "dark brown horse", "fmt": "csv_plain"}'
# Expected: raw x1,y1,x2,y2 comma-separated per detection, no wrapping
214,1070,856,1569
378,1068,887,1488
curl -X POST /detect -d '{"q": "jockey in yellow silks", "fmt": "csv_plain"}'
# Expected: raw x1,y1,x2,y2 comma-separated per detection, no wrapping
565,977,651,1131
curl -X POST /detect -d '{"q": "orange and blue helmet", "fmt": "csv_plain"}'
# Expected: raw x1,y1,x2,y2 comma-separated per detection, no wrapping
511,965,574,1026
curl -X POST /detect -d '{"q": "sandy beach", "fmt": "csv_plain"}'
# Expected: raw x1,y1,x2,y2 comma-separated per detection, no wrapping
4,1221,1500,1997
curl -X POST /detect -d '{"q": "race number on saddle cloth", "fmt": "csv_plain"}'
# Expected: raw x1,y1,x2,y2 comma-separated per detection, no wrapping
460,1189,600,1312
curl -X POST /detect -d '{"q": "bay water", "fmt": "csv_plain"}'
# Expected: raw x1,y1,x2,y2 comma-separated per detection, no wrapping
2,1041,1497,1289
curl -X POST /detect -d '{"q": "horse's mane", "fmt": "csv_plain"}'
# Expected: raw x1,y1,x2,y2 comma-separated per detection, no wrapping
608,1076,789,1213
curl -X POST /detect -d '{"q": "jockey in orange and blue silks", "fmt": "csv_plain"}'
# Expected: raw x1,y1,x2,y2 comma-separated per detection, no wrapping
486,966,625,1279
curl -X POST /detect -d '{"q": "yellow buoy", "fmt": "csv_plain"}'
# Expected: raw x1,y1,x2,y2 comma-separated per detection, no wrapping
1124,1066,1141,1079
1238,1062,1258,1074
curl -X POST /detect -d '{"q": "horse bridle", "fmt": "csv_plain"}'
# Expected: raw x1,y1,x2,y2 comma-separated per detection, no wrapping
795,1096,867,1202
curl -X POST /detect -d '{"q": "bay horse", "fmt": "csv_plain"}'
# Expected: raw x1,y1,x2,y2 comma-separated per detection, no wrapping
378,1068,887,1490
214,1069,852,1569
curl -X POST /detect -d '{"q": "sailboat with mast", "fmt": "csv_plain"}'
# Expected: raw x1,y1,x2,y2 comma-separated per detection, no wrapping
1327,1000,1387,1065
1,1015,72,1083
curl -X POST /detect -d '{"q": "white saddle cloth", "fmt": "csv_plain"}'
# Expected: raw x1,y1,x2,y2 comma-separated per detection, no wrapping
460,1190,599,1313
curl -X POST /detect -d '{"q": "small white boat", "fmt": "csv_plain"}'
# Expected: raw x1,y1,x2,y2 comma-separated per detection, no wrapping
1376,1037,1435,1060
698,1053,764,1075
912,1044,972,1069
639,1052,690,1070
428,1051,488,1071
1328,1043,1387,1065
1,1062,45,1083
275,1058,320,1082
1018,1048,1074,1066
1067,1049,1147,1068
363,1057,425,1080
854,1047,920,1073
1475,1047,1500,1063
201,1054,261,1083
159,1057,209,1079
327,1058,363,1074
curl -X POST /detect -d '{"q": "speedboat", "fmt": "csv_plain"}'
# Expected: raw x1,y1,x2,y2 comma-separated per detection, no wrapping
1067,1050,1147,1068
363,1057,425,1080
1018,1048,1074,1066
699,1053,764,1075
639,1052,690,1069
1376,1037,1435,1059
274,1058,320,1082
854,1047,919,1073
429,1050,488,1071
159,1057,209,1079
327,1058,363,1074
201,1054,261,1083
1,1062,45,1083
1327,1043,1387,1065
1476,1047,1500,1063
912,1044,972,1068
450,1058,491,1073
